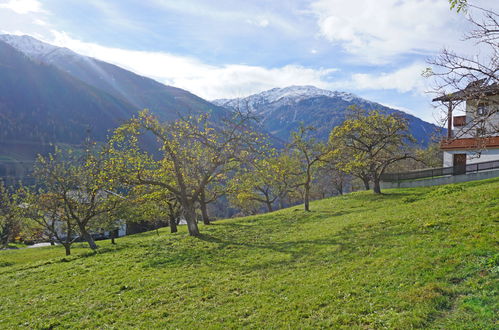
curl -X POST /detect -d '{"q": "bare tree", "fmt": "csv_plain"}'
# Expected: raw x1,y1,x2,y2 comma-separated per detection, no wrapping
428,5,498,143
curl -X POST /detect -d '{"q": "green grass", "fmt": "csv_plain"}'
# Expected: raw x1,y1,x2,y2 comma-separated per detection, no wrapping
1,179,498,329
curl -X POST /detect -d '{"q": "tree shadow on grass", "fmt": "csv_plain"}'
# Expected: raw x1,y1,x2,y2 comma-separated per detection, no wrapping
143,233,344,270
144,215,407,271
142,208,433,273
0,243,133,276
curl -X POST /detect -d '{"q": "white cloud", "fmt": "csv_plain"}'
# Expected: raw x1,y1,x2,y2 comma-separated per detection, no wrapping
349,63,429,94
309,0,496,63
48,31,338,100
0,0,44,14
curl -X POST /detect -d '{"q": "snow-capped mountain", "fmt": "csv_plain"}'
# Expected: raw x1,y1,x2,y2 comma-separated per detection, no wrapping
0,34,80,64
0,34,226,122
0,35,228,163
214,86,443,146
213,86,361,113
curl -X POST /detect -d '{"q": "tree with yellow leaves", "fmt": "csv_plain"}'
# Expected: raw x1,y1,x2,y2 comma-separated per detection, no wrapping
107,110,265,236
329,108,415,194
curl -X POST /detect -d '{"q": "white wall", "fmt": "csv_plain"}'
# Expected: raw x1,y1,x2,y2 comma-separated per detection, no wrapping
381,168,499,189
118,222,127,237
454,94,499,138
443,148,499,167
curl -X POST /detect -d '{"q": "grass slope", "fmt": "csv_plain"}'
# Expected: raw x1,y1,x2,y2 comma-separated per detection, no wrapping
1,179,498,329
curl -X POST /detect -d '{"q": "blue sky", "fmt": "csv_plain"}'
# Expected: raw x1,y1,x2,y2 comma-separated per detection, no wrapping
0,0,497,123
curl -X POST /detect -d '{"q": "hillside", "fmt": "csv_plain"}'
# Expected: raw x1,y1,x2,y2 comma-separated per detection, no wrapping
1,178,497,328
214,86,444,146
0,34,228,122
0,35,228,164
0,40,139,159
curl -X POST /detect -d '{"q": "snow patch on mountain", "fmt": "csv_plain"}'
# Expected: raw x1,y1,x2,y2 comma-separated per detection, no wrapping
0,34,83,64
212,86,365,113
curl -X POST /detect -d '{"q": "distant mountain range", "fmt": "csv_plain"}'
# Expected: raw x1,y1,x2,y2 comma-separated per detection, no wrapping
213,86,444,145
0,34,227,161
0,35,442,166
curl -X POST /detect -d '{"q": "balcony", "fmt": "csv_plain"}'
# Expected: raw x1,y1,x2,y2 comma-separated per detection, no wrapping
440,136,499,150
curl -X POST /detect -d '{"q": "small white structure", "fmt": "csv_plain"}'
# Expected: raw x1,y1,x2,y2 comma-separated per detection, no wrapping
433,82,499,169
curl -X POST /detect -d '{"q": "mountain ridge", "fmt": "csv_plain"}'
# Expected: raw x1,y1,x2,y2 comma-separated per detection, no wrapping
0,34,228,122
214,86,444,145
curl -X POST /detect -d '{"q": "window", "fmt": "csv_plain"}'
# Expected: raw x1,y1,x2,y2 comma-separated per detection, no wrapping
477,104,488,116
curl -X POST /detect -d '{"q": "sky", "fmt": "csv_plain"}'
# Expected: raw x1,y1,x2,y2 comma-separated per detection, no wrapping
0,0,497,123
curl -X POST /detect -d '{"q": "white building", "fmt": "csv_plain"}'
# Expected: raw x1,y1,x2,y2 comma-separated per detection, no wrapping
433,82,499,170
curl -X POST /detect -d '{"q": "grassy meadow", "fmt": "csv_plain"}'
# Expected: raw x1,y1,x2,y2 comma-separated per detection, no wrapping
0,178,498,329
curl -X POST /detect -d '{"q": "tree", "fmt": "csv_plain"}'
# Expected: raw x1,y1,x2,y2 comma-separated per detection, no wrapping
316,158,349,196
108,110,264,236
449,0,468,13
228,153,301,213
329,108,415,194
198,181,225,225
0,181,23,248
287,126,328,211
21,190,79,256
34,146,125,250
427,5,498,140
125,186,182,234
386,143,443,173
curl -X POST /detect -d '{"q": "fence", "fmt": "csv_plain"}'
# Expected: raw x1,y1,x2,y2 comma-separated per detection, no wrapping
380,159,499,182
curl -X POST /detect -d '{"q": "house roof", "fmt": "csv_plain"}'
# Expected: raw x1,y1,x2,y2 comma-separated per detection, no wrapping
432,80,499,102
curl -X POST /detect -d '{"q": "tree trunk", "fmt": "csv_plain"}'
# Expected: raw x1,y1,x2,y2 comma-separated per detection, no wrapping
0,227,11,248
169,216,178,233
110,229,118,244
183,201,200,236
266,200,273,213
373,178,382,194
199,189,211,225
167,203,178,233
337,179,344,195
63,243,71,256
304,183,310,212
362,177,370,190
337,183,343,195
200,200,210,225
279,197,285,210
79,228,98,250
